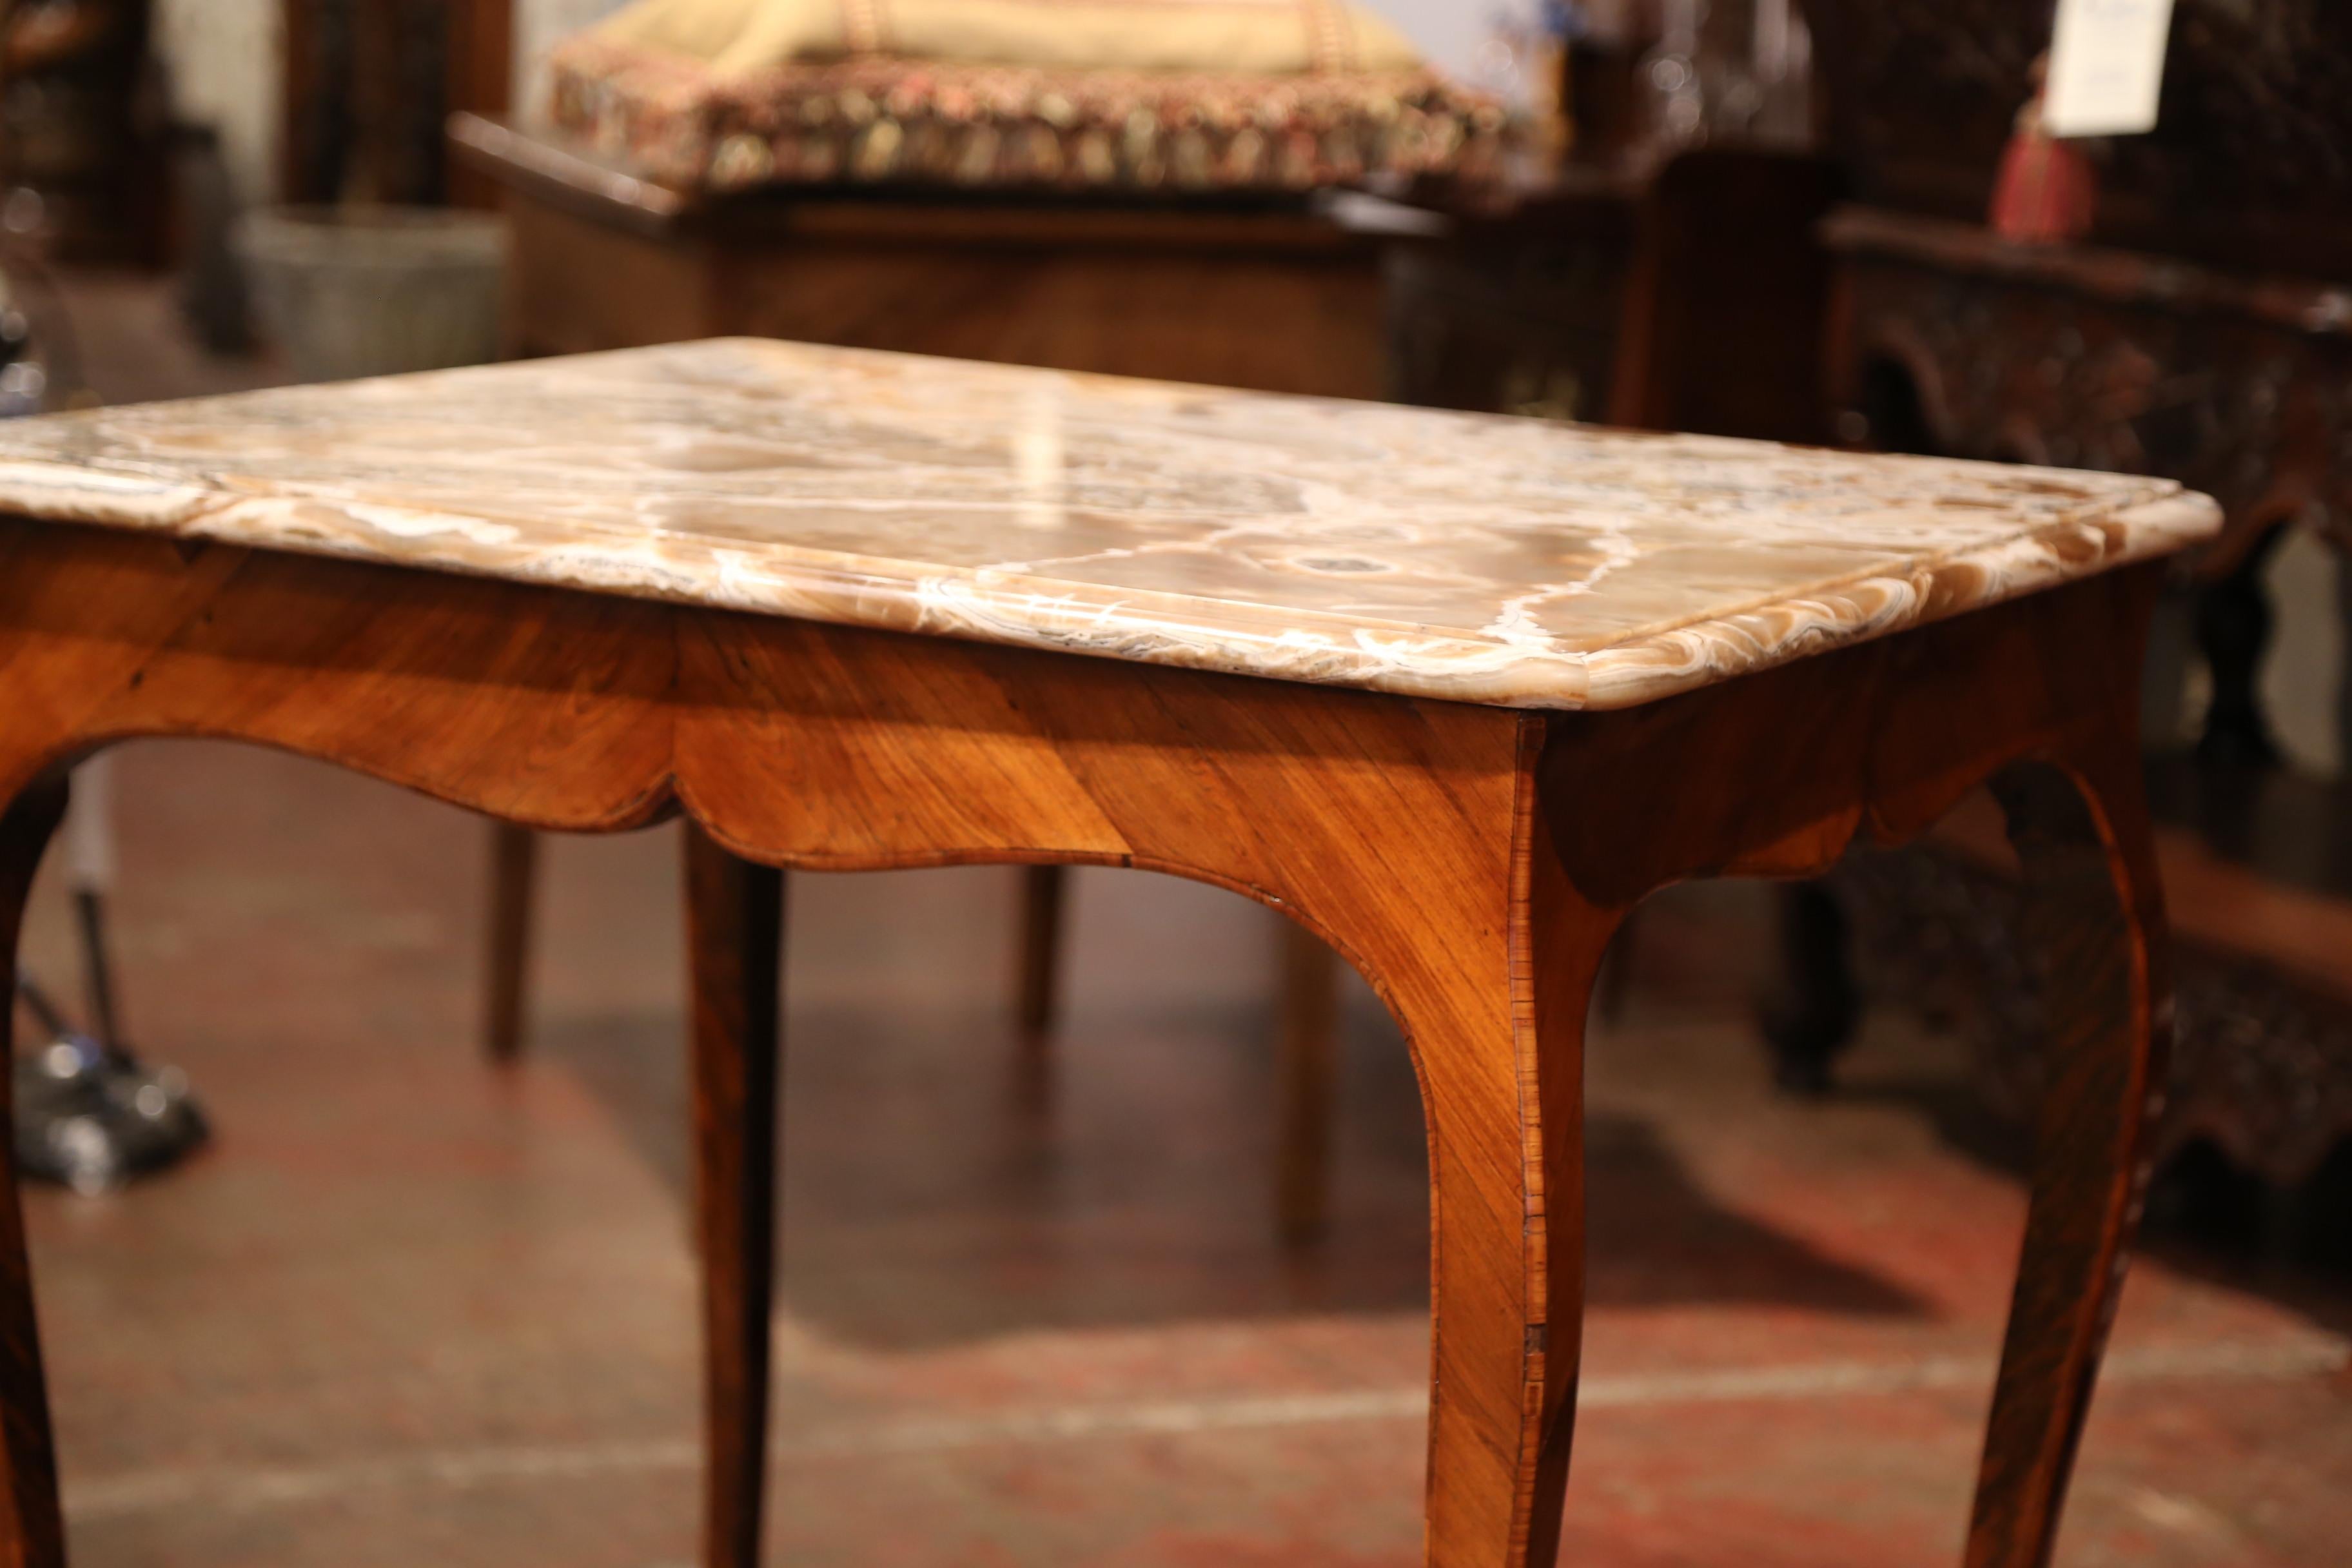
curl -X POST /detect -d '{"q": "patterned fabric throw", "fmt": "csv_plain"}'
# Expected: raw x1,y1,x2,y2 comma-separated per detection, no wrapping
548,0,1510,193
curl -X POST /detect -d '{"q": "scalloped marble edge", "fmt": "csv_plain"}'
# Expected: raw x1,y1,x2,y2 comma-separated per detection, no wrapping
0,455,2220,711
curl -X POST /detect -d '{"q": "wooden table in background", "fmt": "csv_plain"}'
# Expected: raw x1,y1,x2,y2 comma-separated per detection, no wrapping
0,339,2215,1565
450,113,1396,397
449,115,1840,438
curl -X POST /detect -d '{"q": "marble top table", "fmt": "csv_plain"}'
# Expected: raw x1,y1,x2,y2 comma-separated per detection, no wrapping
0,340,2217,1568
0,338,2211,709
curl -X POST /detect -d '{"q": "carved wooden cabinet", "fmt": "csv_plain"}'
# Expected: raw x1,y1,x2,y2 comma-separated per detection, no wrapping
1827,805,2352,1211
1804,0,2352,277
1820,210,2352,765
1824,211,2352,533
1775,0,2352,1221
0,0,164,260
1802,0,2352,747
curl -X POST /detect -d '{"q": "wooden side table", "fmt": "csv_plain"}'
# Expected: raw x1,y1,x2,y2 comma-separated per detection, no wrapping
0,339,2217,1565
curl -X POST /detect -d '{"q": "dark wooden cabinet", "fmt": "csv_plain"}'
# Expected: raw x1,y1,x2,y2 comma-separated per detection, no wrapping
0,0,164,262
1777,0,2352,1220
279,0,509,206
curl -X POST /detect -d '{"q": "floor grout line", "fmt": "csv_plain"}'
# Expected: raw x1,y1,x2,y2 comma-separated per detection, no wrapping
62,1333,2349,1523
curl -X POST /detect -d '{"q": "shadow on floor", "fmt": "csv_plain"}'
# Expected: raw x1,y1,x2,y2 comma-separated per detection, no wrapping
1839,1068,2352,1337
543,995,1927,1351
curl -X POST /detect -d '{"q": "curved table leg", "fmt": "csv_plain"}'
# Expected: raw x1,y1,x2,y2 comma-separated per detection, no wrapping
685,827,786,1568
0,777,68,1568
1967,745,2170,1568
1383,821,1615,1567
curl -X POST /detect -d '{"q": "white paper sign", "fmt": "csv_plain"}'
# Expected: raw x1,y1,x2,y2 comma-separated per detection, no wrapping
2043,0,2178,137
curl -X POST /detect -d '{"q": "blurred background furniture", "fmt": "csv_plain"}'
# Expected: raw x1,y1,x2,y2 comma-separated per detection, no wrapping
0,0,166,260
1764,0,2352,1231
279,0,511,207
1392,147,1837,440
452,114,1399,394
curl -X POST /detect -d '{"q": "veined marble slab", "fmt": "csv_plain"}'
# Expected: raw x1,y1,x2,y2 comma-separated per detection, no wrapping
0,338,2218,709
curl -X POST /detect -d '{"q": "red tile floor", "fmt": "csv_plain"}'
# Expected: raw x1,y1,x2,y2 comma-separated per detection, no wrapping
10,275,2349,1565
10,736,2346,1568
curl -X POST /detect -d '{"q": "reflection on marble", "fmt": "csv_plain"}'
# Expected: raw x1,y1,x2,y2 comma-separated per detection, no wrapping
0,338,2219,709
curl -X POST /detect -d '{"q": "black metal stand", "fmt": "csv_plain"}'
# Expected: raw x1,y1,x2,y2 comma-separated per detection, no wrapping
12,892,207,1195
0,228,209,1195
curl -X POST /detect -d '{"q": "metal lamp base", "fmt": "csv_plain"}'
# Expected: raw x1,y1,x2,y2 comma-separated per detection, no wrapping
13,1031,208,1196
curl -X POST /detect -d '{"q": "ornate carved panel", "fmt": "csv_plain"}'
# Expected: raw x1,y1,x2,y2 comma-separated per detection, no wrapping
1832,843,2352,1191
1803,0,2352,273
1828,215,2352,550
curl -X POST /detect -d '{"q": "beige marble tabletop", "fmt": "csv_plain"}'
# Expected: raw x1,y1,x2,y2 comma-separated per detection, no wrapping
0,338,2219,709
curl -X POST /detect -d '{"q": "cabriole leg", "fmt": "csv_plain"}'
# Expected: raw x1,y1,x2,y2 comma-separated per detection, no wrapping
1402,832,1615,1566
1966,749,2170,1568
